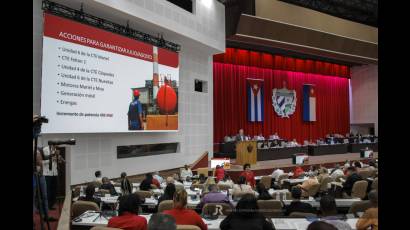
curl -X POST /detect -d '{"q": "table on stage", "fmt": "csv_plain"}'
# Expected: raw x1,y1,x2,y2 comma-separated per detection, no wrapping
308,144,349,156
349,142,378,152
257,146,308,161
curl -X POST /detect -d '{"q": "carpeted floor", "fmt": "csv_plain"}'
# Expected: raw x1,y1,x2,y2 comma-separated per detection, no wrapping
33,203,62,230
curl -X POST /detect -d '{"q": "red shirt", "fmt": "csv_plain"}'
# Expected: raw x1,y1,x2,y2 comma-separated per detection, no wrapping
107,212,147,230
293,167,305,178
215,168,225,182
240,170,256,188
152,178,160,188
163,208,208,230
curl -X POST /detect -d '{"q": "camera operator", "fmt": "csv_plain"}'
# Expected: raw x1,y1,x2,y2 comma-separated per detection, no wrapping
34,147,57,222
42,145,65,210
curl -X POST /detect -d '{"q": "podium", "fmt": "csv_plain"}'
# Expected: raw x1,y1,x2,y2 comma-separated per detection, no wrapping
236,140,257,165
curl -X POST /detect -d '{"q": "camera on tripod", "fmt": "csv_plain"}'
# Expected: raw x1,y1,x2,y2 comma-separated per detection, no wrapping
48,139,76,146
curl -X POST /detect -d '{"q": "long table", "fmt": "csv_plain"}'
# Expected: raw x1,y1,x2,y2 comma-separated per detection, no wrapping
349,142,378,152
308,144,349,156
257,146,308,161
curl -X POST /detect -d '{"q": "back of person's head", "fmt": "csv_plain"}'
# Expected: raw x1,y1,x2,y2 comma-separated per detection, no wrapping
173,189,188,209
166,176,175,184
320,195,338,216
102,177,109,184
347,166,356,174
121,172,127,179
199,174,206,183
256,182,267,194
238,176,247,185
307,221,338,230
85,184,96,198
223,174,230,181
354,161,362,168
164,183,176,199
369,160,377,168
148,213,177,230
243,163,251,170
291,187,302,200
146,173,153,180
184,164,189,170
118,194,142,215
95,170,101,178
235,193,259,217
208,184,218,192
368,190,378,207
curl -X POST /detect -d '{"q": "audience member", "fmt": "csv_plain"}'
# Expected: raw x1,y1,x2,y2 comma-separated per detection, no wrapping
317,168,330,184
120,172,133,195
217,174,234,189
220,194,273,230
271,168,284,182
78,184,101,207
342,167,363,196
292,166,305,179
297,174,319,197
148,213,176,230
232,176,254,199
108,194,147,230
157,183,176,211
330,164,344,180
214,165,225,182
353,161,362,169
95,170,102,185
256,183,272,200
153,171,164,184
307,221,337,230
198,184,231,209
140,173,161,191
163,189,208,230
320,195,352,230
100,177,118,196
356,190,378,230
180,165,193,181
239,164,256,187
284,187,314,216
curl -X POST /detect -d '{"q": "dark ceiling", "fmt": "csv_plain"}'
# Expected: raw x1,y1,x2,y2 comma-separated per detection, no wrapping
279,0,378,27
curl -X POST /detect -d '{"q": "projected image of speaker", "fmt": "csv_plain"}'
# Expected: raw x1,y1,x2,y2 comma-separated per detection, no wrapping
292,153,309,165
360,149,374,159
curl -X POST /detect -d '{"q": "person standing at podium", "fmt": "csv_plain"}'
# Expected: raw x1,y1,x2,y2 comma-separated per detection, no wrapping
239,164,256,188
235,129,247,141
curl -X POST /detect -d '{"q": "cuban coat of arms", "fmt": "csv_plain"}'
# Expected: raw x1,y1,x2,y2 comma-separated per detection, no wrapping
272,86,297,118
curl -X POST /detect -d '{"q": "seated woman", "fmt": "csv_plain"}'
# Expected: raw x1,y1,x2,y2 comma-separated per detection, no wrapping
220,193,273,230
214,165,225,182
232,176,254,200
157,183,176,206
78,184,101,207
239,164,256,188
107,194,147,230
163,189,208,230
256,183,272,200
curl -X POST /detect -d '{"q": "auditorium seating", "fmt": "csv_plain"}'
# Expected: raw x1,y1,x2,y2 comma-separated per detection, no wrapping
348,200,373,217
257,200,284,218
202,203,232,216
176,225,201,230
260,176,272,189
289,212,317,218
371,178,378,190
319,176,333,193
135,190,153,199
71,201,99,218
345,180,369,199
217,184,231,191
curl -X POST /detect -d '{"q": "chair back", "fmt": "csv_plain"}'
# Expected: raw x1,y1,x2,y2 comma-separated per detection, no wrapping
217,183,231,191
351,180,369,199
135,190,153,199
176,225,201,230
90,227,122,230
335,175,345,182
260,176,272,189
358,170,372,179
289,212,317,218
71,201,99,218
306,183,321,197
319,176,333,192
175,184,185,191
371,178,378,191
348,200,372,216
158,200,174,213
202,203,232,216
257,200,283,218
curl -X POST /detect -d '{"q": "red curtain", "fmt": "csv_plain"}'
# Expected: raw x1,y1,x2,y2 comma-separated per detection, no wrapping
213,49,350,148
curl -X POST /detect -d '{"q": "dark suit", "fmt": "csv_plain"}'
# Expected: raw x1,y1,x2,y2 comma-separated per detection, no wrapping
100,183,118,196
342,173,363,196
236,134,246,141
284,200,315,216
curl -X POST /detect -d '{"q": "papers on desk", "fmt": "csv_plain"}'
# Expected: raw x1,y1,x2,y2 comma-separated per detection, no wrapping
144,197,158,205
272,218,295,229
100,196,119,204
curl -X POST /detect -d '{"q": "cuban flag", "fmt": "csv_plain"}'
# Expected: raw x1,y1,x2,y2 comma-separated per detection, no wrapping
247,79,264,122
303,84,316,121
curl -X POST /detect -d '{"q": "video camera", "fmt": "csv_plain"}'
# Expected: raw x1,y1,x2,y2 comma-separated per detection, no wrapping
48,139,76,146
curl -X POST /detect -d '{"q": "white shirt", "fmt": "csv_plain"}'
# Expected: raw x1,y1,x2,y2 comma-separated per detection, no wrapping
180,168,193,180
42,146,58,176
217,179,234,189
330,169,344,180
271,169,284,180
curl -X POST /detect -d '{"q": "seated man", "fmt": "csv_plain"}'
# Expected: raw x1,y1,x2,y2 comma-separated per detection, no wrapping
78,184,101,207
100,177,118,196
297,174,319,197
285,187,314,216
180,165,193,181
342,167,363,196
330,164,344,180
198,184,231,210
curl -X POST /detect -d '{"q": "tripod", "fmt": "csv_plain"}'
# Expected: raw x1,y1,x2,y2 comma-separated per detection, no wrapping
33,130,51,230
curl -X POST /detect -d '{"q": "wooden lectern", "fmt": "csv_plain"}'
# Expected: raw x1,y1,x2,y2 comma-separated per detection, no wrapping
236,140,257,165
